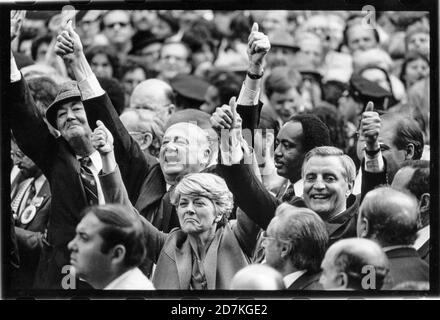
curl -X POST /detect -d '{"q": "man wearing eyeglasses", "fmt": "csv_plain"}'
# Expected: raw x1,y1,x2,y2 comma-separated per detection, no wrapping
261,204,328,290
101,10,134,59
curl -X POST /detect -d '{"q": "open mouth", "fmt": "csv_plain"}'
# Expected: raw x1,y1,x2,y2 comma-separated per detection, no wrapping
310,194,330,200
274,160,284,169
164,154,180,164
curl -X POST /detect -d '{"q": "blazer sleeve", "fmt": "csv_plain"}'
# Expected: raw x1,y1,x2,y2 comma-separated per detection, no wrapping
232,207,261,259
236,101,263,132
10,77,57,174
99,166,167,262
217,163,280,230
84,94,152,203
360,157,388,203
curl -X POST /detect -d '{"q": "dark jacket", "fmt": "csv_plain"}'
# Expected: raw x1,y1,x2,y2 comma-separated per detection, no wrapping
382,247,429,289
288,271,323,290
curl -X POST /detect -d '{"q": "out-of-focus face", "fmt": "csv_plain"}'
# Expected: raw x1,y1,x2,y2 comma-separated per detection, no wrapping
159,43,191,80
90,53,113,78
298,37,324,68
200,86,220,115
151,18,174,39
177,194,217,236
56,100,93,143
360,68,391,93
346,24,378,53
403,58,429,88
130,84,173,124
122,68,147,98
262,11,288,36
159,123,210,182
407,32,430,57
11,141,39,178
305,15,329,42
303,155,352,219
338,91,363,124
319,246,343,290
132,10,157,31
139,42,162,69
67,213,112,287
35,42,49,63
267,46,297,68
274,121,304,181
103,10,134,46
269,88,302,124
18,39,33,57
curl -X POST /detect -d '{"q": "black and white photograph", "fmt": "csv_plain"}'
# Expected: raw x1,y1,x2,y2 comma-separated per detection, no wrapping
1,0,436,303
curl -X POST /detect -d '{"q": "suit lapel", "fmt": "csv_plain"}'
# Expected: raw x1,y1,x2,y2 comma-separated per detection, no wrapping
175,240,192,289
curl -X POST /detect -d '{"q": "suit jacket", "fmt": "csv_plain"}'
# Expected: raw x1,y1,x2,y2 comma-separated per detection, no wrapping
84,92,262,235
10,78,107,288
100,167,259,289
418,240,429,264
382,247,429,289
15,176,51,233
216,163,359,242
288,271,323,290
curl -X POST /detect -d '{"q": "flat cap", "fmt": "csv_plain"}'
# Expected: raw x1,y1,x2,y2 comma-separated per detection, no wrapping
46,81,82,128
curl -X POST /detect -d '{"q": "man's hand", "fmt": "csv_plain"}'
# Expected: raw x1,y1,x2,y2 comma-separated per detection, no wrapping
210,97,242,132
360,101,381,150
91,120,114,154
11,10,26,42
247,23,270,72
54,20,83,62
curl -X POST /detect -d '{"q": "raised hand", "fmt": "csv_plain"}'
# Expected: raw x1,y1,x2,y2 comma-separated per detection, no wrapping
247,22,271,70
210,97,242,132
11,10,26,42
91,120,114,154
54,20,83,61
360,101,381,150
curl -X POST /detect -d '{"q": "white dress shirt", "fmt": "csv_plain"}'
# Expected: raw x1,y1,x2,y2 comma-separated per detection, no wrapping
104,267,155,290
283,270,307,288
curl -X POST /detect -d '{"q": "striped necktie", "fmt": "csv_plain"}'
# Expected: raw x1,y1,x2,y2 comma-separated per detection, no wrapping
79,156,99,206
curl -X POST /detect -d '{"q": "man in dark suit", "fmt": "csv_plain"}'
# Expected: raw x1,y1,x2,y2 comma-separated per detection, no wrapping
54,21,269,277
262,204,328,290
10,15,118,288
391,160,430,263
319,238,390,290
357,187,429,289
10,139,51,289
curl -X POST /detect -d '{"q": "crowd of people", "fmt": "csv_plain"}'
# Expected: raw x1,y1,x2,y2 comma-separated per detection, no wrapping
8,9,430,292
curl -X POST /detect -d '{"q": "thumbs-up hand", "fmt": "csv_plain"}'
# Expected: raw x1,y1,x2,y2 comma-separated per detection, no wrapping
360,101,381,149
54,20,83,61
91,120,114,154
247,22,271,70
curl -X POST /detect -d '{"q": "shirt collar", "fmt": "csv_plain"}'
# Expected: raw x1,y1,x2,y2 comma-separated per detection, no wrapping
104,268,137,290
382,245,413,252
76,150,102,171
413,225,430,250
283,270,307,288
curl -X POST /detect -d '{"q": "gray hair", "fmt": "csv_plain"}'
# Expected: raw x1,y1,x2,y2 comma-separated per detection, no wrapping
301,146,356,184
171,173,234,220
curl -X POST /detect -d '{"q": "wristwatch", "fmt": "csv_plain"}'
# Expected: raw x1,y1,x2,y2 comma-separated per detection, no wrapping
247,69,264,79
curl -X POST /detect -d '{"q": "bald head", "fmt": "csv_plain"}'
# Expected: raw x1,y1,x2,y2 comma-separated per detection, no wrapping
230,264,285,290
130,79,175,123
320,238,389,290
359,187,419,246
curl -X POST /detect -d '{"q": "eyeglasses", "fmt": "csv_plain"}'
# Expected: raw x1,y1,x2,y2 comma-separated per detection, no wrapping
261,231,290,244
105,21,129,29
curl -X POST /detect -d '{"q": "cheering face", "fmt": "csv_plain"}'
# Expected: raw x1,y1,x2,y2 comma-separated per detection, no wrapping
303,156,352,219
159,123,210,182
274,121,305,181
56,100,93,143
177,194,217,235
67,213,113,286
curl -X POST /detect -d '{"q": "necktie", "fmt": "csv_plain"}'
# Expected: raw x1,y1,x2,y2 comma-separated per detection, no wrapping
281,183,295,203
11,178,33,217
79,156,99,206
